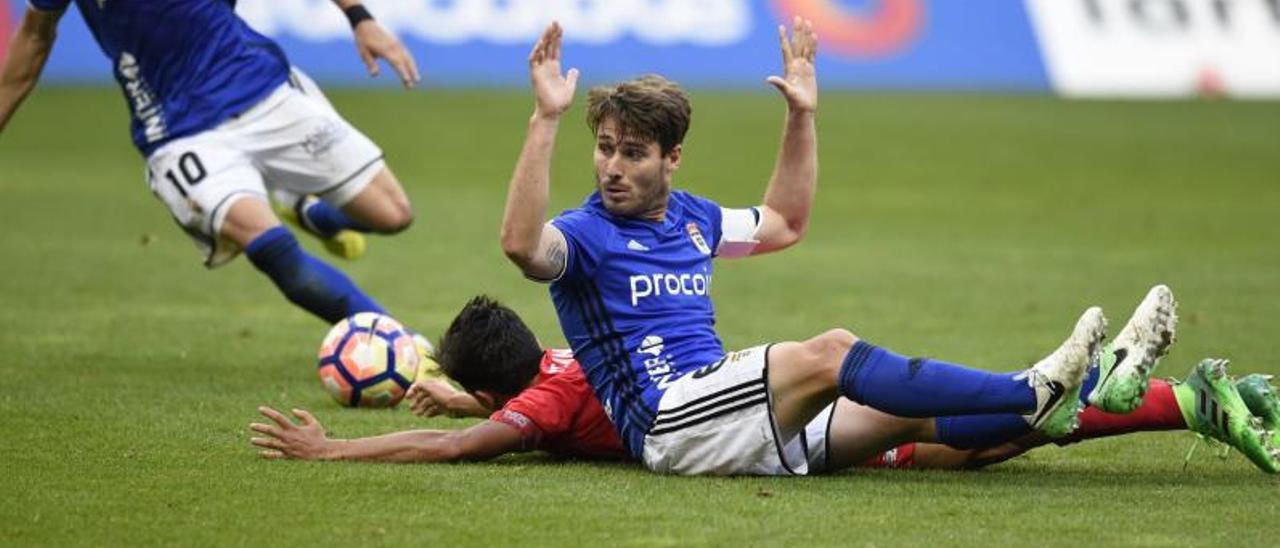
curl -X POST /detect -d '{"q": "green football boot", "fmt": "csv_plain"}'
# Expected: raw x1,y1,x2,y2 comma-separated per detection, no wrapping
1236,374,1280,450
1172,359,1279,474
1088,284,1178,414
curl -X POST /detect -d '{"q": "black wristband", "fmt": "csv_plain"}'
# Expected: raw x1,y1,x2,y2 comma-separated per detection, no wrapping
343,4,374,28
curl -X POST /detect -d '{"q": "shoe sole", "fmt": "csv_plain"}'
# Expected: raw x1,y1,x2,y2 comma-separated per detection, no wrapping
1089,284,1178,414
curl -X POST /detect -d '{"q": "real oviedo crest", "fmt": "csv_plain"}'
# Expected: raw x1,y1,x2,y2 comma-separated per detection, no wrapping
687,222,711,256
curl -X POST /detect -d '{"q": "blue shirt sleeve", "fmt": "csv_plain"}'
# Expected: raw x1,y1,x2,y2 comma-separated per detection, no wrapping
550,209,609,283
28,0,72,11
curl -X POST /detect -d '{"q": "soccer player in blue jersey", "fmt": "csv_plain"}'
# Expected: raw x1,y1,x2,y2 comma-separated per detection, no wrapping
499,20,1180,475
0,0,420,324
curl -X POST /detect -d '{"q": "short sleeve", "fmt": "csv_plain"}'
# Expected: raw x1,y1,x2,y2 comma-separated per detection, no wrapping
549,209,610,283
28,0,72,12
491,375,583,450
488,410,542,451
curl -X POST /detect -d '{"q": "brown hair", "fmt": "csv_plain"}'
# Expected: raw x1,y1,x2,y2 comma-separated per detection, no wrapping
586,74,692,155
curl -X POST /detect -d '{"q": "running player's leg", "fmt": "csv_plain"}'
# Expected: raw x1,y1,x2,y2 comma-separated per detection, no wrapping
220,197,387,323
279,67,413,235
146,115,388,324
766,307,1106,443
274,166,413,236
270,188,367,260
337,166,414,234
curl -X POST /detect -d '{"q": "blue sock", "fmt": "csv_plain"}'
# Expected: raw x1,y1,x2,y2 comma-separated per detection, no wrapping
245,226,386,323
837,341,1036,417
935,414,1032,449
299,199,368,237
933,367,1101,449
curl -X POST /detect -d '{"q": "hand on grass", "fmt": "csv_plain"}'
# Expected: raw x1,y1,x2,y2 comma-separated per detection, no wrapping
249,406,335,460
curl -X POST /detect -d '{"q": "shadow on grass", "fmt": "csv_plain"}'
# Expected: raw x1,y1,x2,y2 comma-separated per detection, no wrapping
478,451,1276,489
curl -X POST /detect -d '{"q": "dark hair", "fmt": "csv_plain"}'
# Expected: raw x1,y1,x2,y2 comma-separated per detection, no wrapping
586,74,692,156
436,296,543,397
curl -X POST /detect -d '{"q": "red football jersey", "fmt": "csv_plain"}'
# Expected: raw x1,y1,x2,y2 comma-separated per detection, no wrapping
489,349,627,460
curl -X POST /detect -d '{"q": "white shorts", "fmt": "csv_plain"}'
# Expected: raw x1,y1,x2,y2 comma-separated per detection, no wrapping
145,68,384,267
802,402,837,475
642,344,825,476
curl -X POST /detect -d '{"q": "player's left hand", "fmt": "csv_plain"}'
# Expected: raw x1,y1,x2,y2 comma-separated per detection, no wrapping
249,406,334,460
767,17,818,113
352,21,421,88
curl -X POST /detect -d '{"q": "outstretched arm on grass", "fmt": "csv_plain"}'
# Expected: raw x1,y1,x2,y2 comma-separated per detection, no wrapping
249,406,522,463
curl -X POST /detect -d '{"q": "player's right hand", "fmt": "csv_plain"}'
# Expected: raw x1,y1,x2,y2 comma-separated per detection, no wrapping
406,379,460,418
528,21,579,119
352,20,421,88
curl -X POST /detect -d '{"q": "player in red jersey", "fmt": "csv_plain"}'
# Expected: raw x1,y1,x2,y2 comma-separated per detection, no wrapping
250,296,626,462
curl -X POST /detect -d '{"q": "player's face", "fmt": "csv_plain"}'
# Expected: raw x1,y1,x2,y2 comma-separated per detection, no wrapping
593,120,681,221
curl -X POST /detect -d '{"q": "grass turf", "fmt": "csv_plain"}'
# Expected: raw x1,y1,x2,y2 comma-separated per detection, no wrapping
1,88,1277,546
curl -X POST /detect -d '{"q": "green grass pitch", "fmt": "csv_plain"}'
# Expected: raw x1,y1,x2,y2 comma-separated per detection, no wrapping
1,88,1277,546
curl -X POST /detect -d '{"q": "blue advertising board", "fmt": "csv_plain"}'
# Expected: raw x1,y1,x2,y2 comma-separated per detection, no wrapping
7,0,1051,91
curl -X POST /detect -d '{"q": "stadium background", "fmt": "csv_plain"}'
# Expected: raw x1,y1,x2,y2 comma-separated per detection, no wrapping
12,0,1280,96
2,1,1278,546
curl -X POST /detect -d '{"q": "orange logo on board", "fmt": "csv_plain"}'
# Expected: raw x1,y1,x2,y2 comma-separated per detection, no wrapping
771,0,924,57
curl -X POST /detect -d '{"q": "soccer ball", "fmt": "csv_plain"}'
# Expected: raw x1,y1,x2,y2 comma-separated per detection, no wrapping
317,312,420,407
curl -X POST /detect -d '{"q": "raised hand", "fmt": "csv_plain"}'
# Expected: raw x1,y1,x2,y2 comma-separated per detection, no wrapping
352,21,421,88
528,21,580,119
249,406,333,460
766,17,818,113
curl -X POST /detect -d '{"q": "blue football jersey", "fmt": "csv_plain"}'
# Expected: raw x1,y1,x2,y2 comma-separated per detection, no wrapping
550,190,730,457
30,0,289,155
